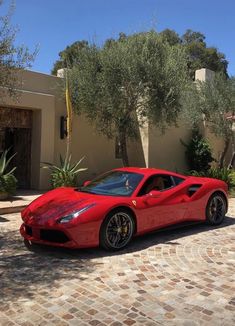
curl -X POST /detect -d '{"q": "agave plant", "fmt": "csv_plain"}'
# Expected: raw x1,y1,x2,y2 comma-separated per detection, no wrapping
0,149,17,199
42,155,87,188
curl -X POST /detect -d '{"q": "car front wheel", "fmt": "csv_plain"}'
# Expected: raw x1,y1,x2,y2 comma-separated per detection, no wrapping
100,209,135,251
206,193,226,225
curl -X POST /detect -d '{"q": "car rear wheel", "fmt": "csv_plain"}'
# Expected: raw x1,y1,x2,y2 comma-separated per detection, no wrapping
100,210,135,251
206,193,226,225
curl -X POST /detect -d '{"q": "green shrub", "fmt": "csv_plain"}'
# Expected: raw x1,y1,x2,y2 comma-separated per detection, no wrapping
190,168,235,190
0,149,17,197
42,155,87,188
0,174,17,194
181,129,214,172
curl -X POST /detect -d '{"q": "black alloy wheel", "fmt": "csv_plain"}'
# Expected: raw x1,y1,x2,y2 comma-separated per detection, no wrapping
100,210,135,251
206,193,226,225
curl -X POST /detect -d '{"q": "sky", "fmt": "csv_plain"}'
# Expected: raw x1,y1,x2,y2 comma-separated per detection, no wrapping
2,0,235,76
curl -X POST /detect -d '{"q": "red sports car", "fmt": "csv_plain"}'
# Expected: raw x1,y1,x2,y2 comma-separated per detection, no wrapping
20,167,228,251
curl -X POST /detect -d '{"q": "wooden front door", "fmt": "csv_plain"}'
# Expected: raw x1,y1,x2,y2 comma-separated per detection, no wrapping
0,108,32,189
5,128,32,188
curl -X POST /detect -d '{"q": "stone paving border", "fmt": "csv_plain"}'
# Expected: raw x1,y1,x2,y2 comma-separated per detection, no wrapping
0,202,235,325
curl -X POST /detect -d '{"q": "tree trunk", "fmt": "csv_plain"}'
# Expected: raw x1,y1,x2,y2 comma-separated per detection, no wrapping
228,132,235,169
228,152,235,169
119,131,129,167
219,138,230,168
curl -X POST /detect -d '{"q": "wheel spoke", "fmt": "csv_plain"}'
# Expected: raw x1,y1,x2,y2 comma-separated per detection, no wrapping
106,212,133,249
114,233,121,246
209,195,225,223
114,214,121,227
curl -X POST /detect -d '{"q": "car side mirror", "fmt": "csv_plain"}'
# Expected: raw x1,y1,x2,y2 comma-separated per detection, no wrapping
83,180,91,186
148,190,161,198
143,190,161,203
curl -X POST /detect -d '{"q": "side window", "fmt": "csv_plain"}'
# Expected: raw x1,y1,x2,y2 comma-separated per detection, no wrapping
138,174,174,196
172,176,185,185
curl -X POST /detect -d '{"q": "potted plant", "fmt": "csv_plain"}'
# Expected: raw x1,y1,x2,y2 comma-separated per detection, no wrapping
0,149,17,200
42,155,87,188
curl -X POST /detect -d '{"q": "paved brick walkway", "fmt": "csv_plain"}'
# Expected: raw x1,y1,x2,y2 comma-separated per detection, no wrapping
0,201,235,325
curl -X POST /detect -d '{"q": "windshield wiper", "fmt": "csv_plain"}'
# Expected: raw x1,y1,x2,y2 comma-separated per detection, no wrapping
74,187,97,194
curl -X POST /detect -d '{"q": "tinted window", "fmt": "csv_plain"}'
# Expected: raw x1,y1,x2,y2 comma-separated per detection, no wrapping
172,176,185,185
138,174,174,196
79,171,144,197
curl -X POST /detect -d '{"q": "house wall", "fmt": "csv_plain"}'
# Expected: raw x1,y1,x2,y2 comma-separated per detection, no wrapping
0,73,56,189
0,68,228,190
148,122,191,173
0,70,125,189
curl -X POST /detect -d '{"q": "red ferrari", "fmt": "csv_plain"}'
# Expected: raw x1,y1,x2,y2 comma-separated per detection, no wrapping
20,167,228,251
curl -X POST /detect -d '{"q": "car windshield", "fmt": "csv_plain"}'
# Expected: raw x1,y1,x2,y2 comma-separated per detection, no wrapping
78,171,144,196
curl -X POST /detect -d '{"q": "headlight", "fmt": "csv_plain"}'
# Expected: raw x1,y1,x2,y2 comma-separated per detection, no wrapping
58,203,96,223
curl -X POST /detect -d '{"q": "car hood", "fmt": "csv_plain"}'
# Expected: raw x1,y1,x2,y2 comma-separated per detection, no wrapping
21,187,103,226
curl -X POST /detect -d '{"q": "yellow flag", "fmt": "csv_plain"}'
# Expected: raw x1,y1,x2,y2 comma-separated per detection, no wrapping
65,74,72,159
65,76,72,137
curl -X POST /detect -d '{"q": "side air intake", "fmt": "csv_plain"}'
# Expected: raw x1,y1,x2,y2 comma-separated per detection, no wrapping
188,184,202,197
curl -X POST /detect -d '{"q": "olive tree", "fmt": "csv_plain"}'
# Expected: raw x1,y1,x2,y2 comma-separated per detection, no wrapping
69,31,189,166
160,29,228,80
181,74,235,168
51,40,89,75
0,1,36,96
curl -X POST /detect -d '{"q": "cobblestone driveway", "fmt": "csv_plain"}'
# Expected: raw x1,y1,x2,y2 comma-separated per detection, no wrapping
0,201,235,326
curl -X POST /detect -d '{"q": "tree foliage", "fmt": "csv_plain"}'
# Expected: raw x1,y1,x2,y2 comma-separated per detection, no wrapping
53,28,228,166
0,1,36,95
181,74,235,168
69,31,189,165
53,28,228,80
181,129,214,172
160,28,181,46
51,40,89,75
159,28,228,79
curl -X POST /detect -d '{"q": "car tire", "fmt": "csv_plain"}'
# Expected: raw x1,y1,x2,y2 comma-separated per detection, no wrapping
206,193,226,225
100,209,135,251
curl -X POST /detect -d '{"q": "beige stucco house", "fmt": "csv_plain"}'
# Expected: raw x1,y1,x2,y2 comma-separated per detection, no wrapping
0,68,226,190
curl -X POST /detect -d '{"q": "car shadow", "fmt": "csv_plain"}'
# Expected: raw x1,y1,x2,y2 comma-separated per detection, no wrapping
0,229,100,305
124,215,235,254
0,216,9,222
1,215,234,305
21,215,235,259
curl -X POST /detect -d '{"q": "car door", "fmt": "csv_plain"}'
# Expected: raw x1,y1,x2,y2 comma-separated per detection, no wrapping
134,174,189,233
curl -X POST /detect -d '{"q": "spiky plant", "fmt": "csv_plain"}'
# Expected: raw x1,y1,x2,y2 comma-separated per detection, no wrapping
0,149,17,198
42,155,87,188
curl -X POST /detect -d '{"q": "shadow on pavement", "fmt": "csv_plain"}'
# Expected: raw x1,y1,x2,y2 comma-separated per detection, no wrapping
0,215,234,304
30,215,235,259
0,216,9,222
0,229,100,305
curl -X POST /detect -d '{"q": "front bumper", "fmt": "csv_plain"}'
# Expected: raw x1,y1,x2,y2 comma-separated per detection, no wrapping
20,221,100,249
20,223,78,248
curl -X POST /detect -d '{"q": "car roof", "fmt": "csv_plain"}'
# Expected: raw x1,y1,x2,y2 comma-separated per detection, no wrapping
114,167,186,178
